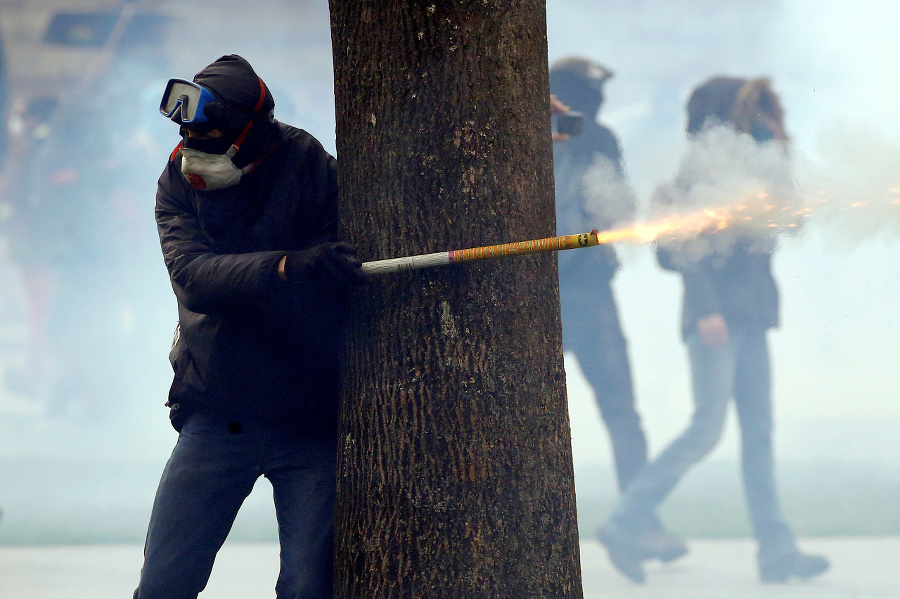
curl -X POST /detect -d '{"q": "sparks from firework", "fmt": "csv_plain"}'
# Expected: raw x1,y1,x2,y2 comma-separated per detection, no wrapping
598,176,900,247
361,181,899,275
595,190,810,246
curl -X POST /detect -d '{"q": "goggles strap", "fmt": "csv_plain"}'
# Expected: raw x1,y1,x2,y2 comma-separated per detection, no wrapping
231,120,255,150
169,140,185,163
252,77,267,112
245,142,278,175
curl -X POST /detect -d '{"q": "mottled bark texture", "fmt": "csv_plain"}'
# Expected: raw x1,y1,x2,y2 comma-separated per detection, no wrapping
329,2,582,596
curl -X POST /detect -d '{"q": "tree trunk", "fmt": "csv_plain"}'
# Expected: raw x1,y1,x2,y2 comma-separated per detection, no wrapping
329,2,583,596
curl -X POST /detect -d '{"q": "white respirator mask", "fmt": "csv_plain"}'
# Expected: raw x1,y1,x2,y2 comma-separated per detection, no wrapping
180,146,251,191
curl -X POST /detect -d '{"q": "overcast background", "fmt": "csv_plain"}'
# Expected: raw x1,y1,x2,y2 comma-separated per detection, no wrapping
0,0,897,546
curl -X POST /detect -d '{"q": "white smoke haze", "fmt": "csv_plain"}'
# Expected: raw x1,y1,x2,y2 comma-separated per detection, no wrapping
576,125,807,261
655,126,800,213
580,154,638,229
794,123,900,253
645,125,803,262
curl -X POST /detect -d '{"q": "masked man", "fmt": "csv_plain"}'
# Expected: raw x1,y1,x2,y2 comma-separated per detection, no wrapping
133,55,365,599
550,58,687,583
598,76,829,584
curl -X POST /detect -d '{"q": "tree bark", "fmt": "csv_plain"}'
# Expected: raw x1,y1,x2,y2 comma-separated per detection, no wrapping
329,1,583,596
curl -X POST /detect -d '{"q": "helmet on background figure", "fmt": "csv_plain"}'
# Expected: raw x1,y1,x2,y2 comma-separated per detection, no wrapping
549,57,614,116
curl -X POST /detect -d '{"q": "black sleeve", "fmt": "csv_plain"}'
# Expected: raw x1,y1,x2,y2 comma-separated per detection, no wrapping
155,168,283,315
656,240,722,318
306,148,339,247
595,124,625,175
680,263,721,319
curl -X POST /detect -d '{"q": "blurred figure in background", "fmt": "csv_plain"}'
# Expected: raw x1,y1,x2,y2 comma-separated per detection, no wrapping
550,57,686,583
0,32,8,168
598,75,829,584
0,95,61,404
0,20,174,420
0,87,135,419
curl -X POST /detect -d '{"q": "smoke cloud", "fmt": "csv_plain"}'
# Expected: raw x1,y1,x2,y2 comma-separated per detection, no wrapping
579,154,638,229
575,125,806,262
795,123,900,253
651,125,804,260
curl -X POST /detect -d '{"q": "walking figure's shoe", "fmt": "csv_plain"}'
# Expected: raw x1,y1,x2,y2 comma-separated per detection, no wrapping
598,520,691,584
597,522,649,583
606,547,646,584
599,521,689,561
645,528,689,563
758,550,830,583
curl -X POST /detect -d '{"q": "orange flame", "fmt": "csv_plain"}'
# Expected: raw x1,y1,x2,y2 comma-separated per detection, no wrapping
595,198,810,245
589,181,900,247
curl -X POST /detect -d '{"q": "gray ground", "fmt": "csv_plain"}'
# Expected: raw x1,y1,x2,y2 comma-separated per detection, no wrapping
1,537,896,598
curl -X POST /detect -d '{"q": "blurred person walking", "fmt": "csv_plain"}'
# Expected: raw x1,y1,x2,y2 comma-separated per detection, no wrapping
597,75,829,584
0,24,175,420
550,57,686,583
0,32,7,166
133,55,366,599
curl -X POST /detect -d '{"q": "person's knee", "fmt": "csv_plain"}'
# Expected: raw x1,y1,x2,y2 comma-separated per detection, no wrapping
740,415,773,444
697,427,724,455
601,407,642,436
689,413,726,456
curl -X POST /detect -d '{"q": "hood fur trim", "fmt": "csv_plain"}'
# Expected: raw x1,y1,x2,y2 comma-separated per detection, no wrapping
731,78,784,134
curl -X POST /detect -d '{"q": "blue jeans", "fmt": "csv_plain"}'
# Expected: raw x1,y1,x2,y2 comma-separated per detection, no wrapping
559,273,648,492
133,413,336,599
608,328,795,553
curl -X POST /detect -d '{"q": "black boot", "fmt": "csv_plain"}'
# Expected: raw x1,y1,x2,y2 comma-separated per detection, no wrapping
758,549,830,583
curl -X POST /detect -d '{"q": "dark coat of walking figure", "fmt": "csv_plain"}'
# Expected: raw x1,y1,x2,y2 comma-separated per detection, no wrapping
550,58,688,582
597,75,830,584
133,55,365,599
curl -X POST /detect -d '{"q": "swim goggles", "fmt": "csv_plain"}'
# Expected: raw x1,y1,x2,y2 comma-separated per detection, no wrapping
159,78,217,126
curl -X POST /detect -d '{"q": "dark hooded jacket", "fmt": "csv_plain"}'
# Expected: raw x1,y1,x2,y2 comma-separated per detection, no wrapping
157,55,344,435
656,76,785,339
158,122,342,435
550,60,635,280
657,233,780,340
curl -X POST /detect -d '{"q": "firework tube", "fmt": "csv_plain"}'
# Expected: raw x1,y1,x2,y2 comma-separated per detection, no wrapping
361,230,602,276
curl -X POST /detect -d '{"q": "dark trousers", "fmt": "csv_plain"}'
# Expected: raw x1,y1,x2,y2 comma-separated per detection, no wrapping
559,271,648,491
134,413,337,599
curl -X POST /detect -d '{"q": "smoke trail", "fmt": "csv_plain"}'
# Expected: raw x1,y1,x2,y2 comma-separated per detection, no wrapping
579,155,638,230
567,121,900,266
642,125,803,264
654,125,801,215
795,122,900,253
595,124,900,261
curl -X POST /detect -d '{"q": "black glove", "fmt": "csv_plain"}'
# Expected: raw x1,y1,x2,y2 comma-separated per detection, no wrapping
284,242,367,289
